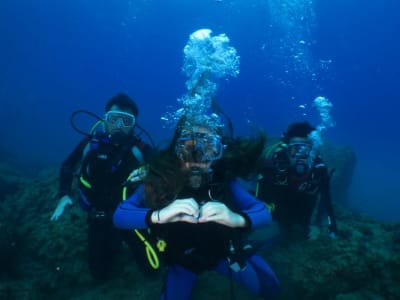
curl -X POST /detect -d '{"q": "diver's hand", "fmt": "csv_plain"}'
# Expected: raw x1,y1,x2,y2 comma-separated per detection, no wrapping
128,165,148,183
308,225,321,240
198,202,246,228
153,198,200,224
51,195,73,221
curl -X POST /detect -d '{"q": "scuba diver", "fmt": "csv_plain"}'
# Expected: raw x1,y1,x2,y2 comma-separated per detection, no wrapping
51,93,156,280
256,121,338,240
113,114,280,300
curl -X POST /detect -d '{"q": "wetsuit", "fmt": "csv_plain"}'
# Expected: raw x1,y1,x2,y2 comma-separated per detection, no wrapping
58,132,153,280
114,180,280,299
258,145,338,238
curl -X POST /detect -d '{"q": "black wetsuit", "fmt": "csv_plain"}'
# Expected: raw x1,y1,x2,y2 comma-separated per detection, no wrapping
58,132,153,280
257,144,338,238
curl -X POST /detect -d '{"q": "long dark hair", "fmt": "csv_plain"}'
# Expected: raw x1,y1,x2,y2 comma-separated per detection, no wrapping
143,118,189,208
143,117,266,208
218,130,266,180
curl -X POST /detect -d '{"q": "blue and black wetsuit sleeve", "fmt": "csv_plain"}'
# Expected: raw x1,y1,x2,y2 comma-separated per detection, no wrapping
57,136,90,198
113,185,153,229
229,180,272,230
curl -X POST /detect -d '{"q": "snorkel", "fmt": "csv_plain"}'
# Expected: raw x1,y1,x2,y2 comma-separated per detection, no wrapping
69,109,155,148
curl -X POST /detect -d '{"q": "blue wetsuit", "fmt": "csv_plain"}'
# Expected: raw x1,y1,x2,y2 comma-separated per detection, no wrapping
114,180,279,299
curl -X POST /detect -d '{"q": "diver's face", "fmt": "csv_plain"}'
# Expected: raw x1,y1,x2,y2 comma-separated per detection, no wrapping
287,137,312,173
183,160,212,173
104,105,135,137
176,126,223,172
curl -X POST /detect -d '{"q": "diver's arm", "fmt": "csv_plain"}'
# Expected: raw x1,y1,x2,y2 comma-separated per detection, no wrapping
52,137,91,221
57,136,90,198
113,185,153,229
321,183,338,237
319,167,338,237
229,180,272,229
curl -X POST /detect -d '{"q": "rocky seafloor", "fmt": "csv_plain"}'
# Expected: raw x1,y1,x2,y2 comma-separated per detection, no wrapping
1,144,399,300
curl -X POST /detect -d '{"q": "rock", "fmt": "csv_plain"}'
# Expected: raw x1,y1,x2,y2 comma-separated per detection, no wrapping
321,142,357,205
1,156,398,299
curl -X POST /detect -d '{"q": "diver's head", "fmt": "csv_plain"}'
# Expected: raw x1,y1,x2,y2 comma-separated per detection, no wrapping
174,115,225,188
282,122,315,175
104,93,138,140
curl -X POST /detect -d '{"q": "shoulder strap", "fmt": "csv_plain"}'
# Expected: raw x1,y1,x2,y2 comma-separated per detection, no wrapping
132,145,144,164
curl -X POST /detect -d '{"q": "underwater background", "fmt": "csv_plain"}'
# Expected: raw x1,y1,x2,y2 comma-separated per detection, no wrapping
1,1,400,299
0,2,399,222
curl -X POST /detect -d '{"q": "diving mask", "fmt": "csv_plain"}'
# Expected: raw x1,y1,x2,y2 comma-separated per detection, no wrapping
176,132,224,163
105,111,136,128
288,142,312,160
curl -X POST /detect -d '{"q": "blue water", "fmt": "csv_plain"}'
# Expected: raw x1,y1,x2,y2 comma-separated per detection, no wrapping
0,0,398,221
